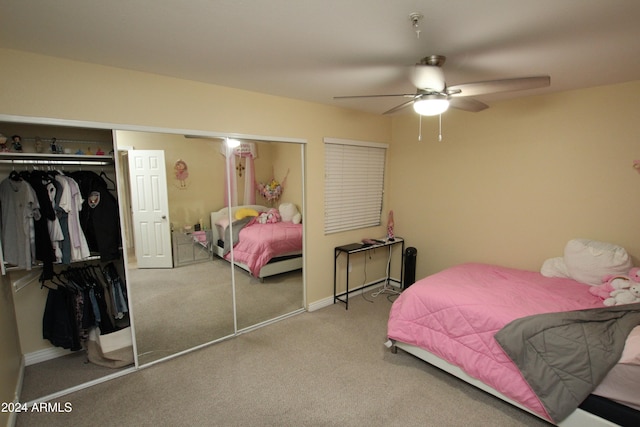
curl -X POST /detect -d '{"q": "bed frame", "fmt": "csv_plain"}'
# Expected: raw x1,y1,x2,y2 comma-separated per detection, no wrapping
389,340,621,427
210,205,303,280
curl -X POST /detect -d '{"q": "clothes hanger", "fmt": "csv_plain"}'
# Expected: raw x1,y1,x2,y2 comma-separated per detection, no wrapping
99,170,116,191
9,170,21,181
8,161,21,181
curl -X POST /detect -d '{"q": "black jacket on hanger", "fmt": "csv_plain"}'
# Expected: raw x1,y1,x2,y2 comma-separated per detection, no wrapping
68,171,121,261
23,170,56,280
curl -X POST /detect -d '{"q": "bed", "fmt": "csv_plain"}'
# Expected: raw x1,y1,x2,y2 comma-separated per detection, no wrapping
210,204,303,280
387,262,640,426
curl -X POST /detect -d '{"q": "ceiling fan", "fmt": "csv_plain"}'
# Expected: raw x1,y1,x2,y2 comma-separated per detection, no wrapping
334,55,550,116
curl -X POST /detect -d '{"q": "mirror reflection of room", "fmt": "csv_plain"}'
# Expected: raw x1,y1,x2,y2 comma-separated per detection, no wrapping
115,131,304,366
220,138,304,330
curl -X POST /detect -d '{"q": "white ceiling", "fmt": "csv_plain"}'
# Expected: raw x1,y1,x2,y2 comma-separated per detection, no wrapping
1,0,639,115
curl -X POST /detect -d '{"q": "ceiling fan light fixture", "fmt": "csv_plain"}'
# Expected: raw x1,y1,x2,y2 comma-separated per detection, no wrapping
413,95,450,116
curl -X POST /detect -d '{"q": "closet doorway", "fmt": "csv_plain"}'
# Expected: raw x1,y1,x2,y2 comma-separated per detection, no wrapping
0,119,135,403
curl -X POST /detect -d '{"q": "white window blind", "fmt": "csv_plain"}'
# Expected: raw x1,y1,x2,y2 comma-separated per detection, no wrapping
324,138,387,234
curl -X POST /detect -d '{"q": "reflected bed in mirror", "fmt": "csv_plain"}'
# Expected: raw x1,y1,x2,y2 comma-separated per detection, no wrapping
210,204,303,281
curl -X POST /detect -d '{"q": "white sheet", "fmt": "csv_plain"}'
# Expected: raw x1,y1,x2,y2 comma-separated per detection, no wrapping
593,325,640,410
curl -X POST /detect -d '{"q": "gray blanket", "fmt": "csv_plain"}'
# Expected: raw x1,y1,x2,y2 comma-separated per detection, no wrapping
495,303,640,422
222,216,253,255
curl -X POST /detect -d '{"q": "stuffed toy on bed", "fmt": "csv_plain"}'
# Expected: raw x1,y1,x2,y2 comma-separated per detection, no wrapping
604,284,640,306
256,208,281,224
590,274,633,299
601,267,640,306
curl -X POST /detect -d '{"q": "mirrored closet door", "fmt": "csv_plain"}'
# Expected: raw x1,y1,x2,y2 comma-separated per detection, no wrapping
114,131,235,366
114,131,305,366
228,140,305,331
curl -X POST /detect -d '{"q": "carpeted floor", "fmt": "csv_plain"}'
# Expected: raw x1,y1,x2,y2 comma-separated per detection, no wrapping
16,289,549,427
129,258,304,365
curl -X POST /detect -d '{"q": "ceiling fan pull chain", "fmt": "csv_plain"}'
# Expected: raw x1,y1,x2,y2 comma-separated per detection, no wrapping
418,114,423,141
410,12,423,40
438,114,443,142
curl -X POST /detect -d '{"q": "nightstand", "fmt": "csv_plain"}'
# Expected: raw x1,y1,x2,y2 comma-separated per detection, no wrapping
172,230,212,267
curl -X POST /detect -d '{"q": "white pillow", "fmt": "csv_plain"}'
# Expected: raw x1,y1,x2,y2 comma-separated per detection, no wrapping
563,239,632,286
279,203,299,222
540,257,570,278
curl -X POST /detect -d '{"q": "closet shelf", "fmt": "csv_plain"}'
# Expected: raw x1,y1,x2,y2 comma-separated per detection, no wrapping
0,152,114,165
19,136,110,146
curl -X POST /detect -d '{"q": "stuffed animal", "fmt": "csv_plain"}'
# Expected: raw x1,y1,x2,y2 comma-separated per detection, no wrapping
591,266,640,300
590,275,631,299
604,284,640,306
256,208,281,224
628,267,640,282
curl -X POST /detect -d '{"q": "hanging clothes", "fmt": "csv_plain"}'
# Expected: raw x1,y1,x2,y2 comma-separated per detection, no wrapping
69,171,121,261
103,262,128,319
55,174,91,263
16,171,57,279
47,173,64,263
0,175,41,269
42,285,82,351
42,263,130,351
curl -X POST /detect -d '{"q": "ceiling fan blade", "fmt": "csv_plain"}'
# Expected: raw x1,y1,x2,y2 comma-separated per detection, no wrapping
447,76,550,97
333,94,416,99
449,97,489,112
383,98,416,115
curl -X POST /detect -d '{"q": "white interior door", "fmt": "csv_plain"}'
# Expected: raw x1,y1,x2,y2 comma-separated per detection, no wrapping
128,150,173,268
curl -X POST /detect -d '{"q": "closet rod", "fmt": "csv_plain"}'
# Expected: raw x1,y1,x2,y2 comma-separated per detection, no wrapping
7,255,102,285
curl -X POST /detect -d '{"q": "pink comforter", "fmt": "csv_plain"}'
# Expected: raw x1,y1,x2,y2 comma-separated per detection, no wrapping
225,221,302,276
387,263,604,419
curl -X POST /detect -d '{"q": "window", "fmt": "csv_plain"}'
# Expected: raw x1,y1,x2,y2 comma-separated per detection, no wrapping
324,138,387,234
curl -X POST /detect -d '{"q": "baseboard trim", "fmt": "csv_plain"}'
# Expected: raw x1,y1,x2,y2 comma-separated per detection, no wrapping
24,347,73,366
308,280,401,312
307,296,333,312
23,367,137,407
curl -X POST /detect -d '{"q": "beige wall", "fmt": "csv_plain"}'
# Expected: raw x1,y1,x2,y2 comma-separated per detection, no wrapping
389,80,640,280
